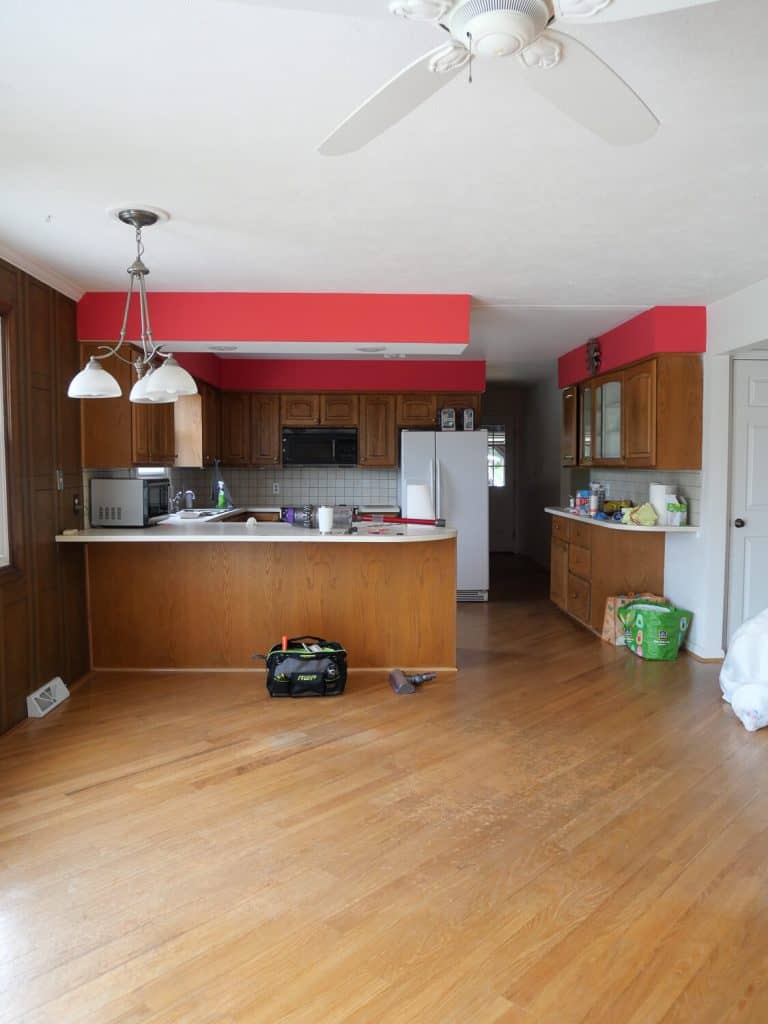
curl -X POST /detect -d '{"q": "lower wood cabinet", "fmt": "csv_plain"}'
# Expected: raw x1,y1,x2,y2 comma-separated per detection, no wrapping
359,394,396,467
549,514,665,635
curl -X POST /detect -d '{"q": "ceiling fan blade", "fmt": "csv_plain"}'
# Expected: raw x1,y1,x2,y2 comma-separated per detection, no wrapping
318,47,464,156
519,30,658,145
219,0,387,16
553,0,719,23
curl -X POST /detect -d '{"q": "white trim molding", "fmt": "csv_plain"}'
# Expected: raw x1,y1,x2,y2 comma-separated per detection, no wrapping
0,241,83,301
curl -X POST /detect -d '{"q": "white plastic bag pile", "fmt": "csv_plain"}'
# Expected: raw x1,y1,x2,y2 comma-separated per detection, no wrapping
720,608,768,731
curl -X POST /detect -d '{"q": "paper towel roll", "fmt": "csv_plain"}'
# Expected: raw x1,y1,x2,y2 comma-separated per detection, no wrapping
649,483,675,526
317,506,334,534
406,484,435,521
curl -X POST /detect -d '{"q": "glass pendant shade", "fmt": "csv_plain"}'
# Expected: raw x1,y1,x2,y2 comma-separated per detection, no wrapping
144,356,198,399
67,358,122,399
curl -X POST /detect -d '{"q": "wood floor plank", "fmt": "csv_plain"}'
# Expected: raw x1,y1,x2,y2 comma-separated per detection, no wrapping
1,558,763,1023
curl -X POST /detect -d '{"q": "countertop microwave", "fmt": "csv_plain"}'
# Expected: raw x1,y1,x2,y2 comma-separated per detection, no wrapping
282,428,358,467
90,477,171,528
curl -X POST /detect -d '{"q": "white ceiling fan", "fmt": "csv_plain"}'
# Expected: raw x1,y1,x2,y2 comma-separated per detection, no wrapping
229,0,721,153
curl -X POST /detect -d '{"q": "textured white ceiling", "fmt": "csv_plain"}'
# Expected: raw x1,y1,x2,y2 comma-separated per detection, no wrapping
0,0,765,380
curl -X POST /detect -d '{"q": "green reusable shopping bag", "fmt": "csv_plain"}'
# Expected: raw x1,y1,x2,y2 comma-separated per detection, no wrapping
617,601,692,661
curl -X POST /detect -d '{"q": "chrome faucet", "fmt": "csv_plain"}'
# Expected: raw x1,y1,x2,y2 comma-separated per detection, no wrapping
184,489,196,510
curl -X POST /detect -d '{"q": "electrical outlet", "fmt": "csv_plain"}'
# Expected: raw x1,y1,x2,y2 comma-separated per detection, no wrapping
272,482,280,495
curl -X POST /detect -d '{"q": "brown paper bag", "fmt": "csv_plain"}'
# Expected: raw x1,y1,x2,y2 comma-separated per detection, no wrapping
602,593,666,646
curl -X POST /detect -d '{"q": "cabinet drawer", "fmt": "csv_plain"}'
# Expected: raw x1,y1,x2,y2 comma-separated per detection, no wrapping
568,544,592,580
570,521,593,549
551,516,571,542
567,573,591,624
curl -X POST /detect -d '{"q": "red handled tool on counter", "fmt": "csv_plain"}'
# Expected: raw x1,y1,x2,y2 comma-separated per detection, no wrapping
358,515,446,527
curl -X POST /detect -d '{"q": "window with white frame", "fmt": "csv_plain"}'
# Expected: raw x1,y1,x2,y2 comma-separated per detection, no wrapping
487,426,506,488
0,321,10,567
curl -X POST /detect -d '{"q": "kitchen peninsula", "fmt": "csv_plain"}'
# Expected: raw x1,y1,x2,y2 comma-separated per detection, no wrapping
56,524,457,672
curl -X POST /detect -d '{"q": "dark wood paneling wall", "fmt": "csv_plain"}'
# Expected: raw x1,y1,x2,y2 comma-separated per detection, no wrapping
0,259,89,734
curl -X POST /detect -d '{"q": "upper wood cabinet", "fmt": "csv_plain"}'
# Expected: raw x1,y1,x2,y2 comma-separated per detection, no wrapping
567,355,702,472
397,393,437,427
251,394,281,466
220,392,251,466
561,386,578,467
359,395,397,467
172,383,221,468
623,361,657,467
201,382,221,466
320,394,358,426
281,394,319,426
435,393,482,417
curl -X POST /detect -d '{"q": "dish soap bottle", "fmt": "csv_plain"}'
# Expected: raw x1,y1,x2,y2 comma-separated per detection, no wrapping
216,481,227,510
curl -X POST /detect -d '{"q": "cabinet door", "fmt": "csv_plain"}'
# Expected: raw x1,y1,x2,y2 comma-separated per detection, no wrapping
131,403,152,464
150,403,176,464
550,537,569,609
80,344,133,468
561,386,578,466
594,375,623,464
220,392,252,465
251,394,281,466
320,394,359,426
359,395,396,467
579,382,594,465
201,383,221,465
624,360,657,467
397,393,437,427
281,394,319,426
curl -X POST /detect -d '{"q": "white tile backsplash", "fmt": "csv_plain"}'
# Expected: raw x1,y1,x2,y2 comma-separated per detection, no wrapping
586,468,702,526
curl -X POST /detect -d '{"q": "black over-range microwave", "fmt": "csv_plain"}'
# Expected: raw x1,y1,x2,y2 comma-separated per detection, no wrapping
282,428,358,466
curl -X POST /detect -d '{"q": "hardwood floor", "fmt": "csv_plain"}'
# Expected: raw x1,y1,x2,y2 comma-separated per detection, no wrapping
1,559,765,1023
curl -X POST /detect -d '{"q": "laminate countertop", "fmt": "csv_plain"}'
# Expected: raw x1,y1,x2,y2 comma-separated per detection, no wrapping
56,523,456,544
545,508,698,534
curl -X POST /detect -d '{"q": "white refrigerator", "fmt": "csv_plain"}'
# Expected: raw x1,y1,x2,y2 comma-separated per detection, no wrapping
399,430,489,602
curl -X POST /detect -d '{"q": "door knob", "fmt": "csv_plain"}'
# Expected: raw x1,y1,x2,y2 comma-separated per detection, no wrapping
735,518,746,528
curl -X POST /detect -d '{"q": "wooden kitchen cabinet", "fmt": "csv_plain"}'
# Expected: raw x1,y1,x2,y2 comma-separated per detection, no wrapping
251,394,281,465
174,382,221,468
201,382,221,465
281,394,319,426
397,393,437,427
549,514,665,635
80,345,173,467
569,354,702,471
624,356,702,470
358,394,396,467
320,394,358,426
435,393,482,420
220,392,251,466
561,386,578,466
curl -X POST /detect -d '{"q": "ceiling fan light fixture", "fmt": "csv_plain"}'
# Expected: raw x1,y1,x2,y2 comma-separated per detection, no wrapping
553,0,612,18
389,0,452,21
429,40,470,72
449,1,550,57
520,33,562,68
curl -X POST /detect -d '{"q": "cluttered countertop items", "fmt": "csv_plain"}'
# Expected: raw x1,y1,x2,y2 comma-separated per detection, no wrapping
550,480,698,532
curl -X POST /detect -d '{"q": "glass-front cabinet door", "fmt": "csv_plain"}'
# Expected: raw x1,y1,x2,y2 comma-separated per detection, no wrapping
579,382,593,464
594,375,623,463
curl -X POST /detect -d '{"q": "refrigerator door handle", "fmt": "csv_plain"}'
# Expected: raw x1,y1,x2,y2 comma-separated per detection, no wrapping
435,459,442,520
428,459,435,516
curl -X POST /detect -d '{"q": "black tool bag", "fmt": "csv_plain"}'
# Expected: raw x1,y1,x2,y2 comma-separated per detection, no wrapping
262,636,347,697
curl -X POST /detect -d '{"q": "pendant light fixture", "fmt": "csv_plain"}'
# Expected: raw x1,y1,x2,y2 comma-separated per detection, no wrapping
67,208,197,403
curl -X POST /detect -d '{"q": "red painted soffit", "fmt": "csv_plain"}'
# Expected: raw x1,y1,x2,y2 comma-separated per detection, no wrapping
557,306,706,388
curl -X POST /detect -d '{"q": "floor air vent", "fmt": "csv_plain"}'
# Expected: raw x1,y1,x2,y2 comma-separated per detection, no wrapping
27,677,70,718
457,590,489,603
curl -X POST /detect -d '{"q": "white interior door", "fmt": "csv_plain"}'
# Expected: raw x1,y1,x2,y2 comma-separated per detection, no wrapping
728,360,768,640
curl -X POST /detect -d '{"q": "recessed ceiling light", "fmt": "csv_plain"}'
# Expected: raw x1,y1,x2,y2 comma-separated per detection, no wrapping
208,345,239,352
355,345,386,354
